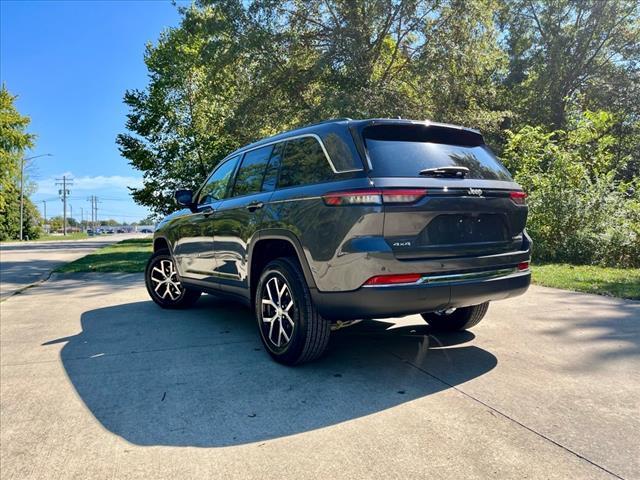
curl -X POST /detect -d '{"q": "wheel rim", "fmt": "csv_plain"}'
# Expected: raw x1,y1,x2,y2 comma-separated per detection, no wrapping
149,258,183,301
260,273,295,349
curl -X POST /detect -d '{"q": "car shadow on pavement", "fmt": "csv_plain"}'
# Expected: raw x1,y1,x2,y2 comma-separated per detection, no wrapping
44,295,497,448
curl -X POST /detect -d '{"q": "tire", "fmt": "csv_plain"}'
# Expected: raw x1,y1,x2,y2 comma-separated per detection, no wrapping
254,257,330,365
145,249,201,309
421,302,490,331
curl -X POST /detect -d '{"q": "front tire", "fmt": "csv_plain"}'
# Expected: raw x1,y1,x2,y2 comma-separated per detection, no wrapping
145,249,201,309
255,257,330,365
421,302,489,331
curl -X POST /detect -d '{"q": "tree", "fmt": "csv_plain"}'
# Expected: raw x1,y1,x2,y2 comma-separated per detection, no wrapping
0,84,41,240
499,0,640,129
118,0,508,214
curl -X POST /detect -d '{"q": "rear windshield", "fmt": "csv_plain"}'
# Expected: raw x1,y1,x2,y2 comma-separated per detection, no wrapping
363,125,512,181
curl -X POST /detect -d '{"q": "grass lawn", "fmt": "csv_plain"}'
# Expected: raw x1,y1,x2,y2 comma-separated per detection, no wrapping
2,232,89,243
55,238,153,273
532,264,640,300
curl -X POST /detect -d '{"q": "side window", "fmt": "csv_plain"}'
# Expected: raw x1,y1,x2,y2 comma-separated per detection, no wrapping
198,156,239,204
279,137,333,188
261,142,284,192
322,131,362,172
232,145,274,197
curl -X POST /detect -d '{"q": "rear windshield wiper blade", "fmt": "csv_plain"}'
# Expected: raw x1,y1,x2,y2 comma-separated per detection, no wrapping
419,166,470,178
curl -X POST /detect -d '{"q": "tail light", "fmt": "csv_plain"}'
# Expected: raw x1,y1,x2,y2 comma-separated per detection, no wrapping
510,191,527,205
517,261,530,271
364,273,422,286
323,188,427,206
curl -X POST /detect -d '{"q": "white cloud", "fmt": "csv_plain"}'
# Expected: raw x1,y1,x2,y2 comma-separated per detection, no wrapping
35,174,143,196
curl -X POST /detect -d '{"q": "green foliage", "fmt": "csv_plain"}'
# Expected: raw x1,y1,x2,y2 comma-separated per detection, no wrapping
118,0,512,213
0,84,42,240
502,111,640,267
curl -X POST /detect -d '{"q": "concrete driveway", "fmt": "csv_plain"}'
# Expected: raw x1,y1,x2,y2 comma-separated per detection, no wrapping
0,273,638,479
0,235,145,299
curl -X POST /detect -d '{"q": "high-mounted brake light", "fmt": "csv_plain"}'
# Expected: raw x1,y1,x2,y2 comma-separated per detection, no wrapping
510,191,527,205
322,188,427,206
364,273,422,286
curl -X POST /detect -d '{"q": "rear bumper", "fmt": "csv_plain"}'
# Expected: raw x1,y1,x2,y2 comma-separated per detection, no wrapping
311,270,530,320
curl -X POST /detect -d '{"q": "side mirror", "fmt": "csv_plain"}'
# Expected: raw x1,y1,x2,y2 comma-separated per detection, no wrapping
174,189,194,208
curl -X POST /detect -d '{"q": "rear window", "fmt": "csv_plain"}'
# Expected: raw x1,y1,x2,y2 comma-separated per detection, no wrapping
363,125,512,181
279,136,333,188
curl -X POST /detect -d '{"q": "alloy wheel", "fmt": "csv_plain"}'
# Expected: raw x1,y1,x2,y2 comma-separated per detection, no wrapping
260,274,295,348
149,259,183,301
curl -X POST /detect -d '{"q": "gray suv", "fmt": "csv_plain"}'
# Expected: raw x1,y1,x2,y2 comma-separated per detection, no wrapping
145,118,531,365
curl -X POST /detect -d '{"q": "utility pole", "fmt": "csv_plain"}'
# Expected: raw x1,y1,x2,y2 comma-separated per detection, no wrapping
81,207,84,232
70,204,73,230
42,200,47,226
56,176,73,236
87,195,99,232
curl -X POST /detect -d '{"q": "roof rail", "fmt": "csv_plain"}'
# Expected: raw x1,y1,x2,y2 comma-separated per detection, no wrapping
298,117,353,128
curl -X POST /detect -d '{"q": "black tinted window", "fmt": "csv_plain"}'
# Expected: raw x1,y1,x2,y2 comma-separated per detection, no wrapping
232,146,274,197
198,156,239,204
262,142,283,192
321,131,362,172
364,125,512,181
279,137,333,188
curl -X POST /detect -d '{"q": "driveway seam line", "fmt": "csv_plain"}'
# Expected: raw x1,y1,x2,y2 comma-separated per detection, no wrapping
387,350,625,480
0,270,55,303
0,339,257,367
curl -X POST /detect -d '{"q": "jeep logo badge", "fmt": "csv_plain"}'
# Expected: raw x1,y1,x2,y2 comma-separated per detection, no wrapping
468,188,483,196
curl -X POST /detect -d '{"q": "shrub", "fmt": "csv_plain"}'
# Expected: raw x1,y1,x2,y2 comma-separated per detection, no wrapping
501,111,640,268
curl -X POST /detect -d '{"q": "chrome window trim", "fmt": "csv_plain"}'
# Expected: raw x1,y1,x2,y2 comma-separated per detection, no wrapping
223,133,364,174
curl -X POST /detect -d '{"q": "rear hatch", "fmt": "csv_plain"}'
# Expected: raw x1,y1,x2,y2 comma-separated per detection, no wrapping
359,122,528,260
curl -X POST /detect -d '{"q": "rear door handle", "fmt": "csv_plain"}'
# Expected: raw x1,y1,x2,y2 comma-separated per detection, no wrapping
246,201,264,212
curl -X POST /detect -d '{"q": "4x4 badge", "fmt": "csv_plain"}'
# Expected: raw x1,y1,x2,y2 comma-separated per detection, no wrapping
468,188,483,196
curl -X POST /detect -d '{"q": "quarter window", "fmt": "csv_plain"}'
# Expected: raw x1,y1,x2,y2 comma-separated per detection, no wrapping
198,156,239,204
279,137,333,188
261,142,283,192
232,146,274,197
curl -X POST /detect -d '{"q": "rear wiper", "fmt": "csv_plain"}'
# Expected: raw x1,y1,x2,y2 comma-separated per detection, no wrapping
419,166,469,178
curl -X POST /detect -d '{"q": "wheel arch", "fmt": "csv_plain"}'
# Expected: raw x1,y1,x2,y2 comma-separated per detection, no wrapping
248,231,317,303
153,236,171,254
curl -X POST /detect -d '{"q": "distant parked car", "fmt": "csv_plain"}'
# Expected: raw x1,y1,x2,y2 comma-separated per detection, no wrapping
116,229,126,233
106,230,115,235
145,118,531,365
140,228,153,233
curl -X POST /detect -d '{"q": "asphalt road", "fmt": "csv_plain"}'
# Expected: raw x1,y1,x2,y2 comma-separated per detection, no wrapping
0,234,145,299
0,271,638,479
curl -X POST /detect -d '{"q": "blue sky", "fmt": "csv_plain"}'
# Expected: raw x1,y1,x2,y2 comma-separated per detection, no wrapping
1,0,186,223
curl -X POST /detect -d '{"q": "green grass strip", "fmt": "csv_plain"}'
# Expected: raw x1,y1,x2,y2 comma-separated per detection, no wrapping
55,238,153,273
532,264,640,300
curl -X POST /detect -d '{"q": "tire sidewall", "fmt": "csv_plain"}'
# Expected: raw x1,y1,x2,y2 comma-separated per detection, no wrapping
255,260,310,363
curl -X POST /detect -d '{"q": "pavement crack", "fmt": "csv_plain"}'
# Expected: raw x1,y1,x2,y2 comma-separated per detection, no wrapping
387,350,625,480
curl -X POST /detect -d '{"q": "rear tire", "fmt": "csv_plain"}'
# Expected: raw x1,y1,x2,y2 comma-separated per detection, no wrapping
145,249,201,309
421,302,489,331
255,257,330,365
